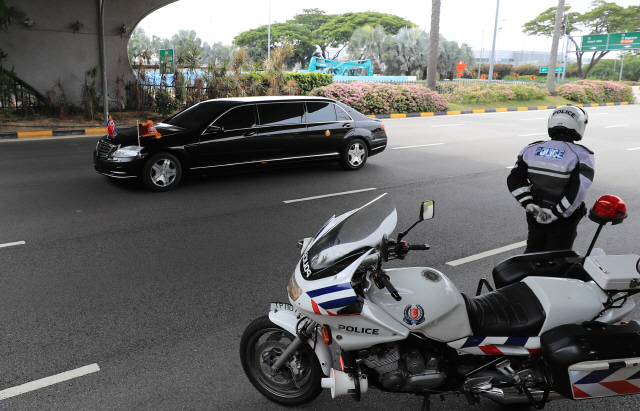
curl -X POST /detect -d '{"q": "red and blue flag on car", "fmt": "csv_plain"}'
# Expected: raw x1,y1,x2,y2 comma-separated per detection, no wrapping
107,115,117,136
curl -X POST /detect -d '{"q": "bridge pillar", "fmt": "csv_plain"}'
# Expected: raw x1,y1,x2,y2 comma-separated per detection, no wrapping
2,0,176,113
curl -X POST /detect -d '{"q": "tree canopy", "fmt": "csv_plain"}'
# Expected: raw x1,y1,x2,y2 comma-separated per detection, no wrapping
233,10,416,62
523,1,640,78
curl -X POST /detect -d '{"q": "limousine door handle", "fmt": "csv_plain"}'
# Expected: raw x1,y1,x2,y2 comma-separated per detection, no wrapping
244,131,256,137
342,123,352,128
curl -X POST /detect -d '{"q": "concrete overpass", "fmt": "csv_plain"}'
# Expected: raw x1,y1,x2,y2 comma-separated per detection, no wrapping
2,0,177,119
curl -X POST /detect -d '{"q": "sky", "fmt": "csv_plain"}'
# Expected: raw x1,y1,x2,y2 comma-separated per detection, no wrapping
137,0,639,54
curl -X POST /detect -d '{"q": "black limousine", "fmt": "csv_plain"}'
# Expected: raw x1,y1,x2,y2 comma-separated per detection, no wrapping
94,96,387,191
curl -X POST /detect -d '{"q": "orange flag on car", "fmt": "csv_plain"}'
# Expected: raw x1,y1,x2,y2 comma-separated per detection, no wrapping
139,120,161,139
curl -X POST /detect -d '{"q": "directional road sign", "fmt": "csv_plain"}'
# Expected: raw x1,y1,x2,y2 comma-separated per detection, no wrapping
582,34,608,51
608,32,640,50
539,66,565,73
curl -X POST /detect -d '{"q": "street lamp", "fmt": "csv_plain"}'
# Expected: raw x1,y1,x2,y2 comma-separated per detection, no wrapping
488,0,500,85
478,28,486,79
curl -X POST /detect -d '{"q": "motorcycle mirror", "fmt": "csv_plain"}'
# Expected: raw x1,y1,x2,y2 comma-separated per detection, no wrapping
379,234,389,263
420,201,434,221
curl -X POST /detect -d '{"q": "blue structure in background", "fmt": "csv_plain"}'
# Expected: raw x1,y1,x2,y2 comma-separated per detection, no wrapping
305,57,374,77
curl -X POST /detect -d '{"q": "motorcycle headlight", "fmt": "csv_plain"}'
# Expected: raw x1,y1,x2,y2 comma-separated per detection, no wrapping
287,271,302,302
111,146,143,158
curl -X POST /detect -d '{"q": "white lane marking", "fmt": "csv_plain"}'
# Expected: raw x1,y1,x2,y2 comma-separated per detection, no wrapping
446,241,527,266
627,147,640,151
0,364,100,400
604,124,629,128
0,241,25,249
518,133,548,137
392,143,445,150
519,118,546,121
506,166,515,169
431,124,463,127
284,188,377,204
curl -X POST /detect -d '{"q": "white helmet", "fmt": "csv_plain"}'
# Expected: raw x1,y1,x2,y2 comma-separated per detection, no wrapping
547,104,588,141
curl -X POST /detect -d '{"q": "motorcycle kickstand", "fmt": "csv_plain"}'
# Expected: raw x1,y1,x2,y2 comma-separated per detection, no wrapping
420,395,431,411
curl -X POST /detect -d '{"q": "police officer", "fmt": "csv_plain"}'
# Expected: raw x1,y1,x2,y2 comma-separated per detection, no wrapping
508,105,594,253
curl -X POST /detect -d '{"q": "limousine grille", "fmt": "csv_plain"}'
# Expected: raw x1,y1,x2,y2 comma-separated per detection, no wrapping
97,141,117,159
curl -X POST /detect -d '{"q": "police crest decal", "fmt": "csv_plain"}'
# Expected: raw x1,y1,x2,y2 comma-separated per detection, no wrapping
403,304,425,325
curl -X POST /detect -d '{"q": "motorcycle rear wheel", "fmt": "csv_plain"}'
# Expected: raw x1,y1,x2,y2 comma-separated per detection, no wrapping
240,315,323,406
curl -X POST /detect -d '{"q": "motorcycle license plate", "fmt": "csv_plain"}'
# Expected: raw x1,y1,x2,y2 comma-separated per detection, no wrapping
270,302,295,313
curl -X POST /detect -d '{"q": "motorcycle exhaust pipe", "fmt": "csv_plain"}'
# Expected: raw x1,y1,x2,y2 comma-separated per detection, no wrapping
479,386,564,404
321,368,368,399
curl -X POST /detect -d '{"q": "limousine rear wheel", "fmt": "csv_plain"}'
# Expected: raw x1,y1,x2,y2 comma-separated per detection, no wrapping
142,152,182,192
340,138,368,170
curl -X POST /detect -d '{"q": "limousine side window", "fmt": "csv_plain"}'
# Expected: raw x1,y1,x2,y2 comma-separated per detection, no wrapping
213,105,255,131
335,105,352,121
307,102,337,123
258,103,304,126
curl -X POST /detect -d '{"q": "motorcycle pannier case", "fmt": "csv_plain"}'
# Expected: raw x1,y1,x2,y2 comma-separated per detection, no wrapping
541,321,640,400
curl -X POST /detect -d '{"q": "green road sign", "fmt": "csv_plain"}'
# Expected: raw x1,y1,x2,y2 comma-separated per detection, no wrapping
608,32,640,50
582,34,608,51
539,66,565,73
159,49,176,75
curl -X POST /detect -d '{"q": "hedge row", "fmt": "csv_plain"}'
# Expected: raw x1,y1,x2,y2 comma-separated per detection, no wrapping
557,80,633,104
448,83,549,104
310,82,450,114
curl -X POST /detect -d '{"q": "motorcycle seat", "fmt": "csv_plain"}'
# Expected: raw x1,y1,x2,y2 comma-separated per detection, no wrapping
492,249,582,289
462,282,546,337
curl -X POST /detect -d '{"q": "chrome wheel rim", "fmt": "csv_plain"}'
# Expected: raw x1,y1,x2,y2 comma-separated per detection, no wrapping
347,143,365,166
150,159,177,187
246,327,314,398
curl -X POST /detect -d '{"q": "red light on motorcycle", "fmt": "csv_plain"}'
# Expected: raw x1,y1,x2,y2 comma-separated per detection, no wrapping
339,355,345,371
321,325,332,345
592,195,627,218
381,122,386,133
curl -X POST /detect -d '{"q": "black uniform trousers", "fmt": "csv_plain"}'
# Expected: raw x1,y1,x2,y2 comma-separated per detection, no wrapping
524,204,586,253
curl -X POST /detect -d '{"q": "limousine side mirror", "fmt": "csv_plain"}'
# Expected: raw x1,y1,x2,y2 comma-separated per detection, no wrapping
206,125,223,134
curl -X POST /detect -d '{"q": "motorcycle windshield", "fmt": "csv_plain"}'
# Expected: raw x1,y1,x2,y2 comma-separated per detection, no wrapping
306,193,397,273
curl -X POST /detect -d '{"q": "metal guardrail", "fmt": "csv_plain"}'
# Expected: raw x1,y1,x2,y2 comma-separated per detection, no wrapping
0,80,44,112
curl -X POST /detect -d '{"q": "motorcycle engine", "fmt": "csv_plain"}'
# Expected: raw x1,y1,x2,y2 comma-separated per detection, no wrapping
360,343,445,392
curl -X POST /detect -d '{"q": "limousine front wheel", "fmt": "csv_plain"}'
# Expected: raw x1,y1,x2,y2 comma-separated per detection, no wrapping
340,139,368,170
142,152,182,192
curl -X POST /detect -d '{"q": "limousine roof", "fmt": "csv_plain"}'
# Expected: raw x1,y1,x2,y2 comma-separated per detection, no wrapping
203,96,331,103
198,96,374,121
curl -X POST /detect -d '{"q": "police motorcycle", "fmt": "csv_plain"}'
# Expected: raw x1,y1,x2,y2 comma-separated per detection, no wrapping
240,193,640,410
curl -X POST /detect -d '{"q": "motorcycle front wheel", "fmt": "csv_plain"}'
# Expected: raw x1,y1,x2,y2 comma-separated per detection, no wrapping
240,315,323,406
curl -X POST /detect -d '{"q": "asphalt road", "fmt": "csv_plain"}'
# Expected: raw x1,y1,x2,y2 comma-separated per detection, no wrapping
0,105,639,410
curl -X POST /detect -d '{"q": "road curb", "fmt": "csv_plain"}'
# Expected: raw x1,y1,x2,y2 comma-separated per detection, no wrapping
365,101,634,119
0,127,107,140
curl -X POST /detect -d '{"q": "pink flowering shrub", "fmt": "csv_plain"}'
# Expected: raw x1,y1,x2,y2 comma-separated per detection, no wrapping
310,82,449,114
447,83,548,103
557,80,632,103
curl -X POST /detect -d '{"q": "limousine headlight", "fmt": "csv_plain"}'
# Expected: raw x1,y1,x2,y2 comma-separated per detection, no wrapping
111,146,144,158
287,270,302,302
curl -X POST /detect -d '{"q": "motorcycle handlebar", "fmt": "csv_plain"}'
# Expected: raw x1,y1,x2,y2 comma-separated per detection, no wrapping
408,243,430,251
375,273,402,301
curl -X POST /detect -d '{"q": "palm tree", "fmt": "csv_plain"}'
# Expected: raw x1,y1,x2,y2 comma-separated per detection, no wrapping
385,27,429,76
547,0,565,95
427,0,441,90
347,25,388,62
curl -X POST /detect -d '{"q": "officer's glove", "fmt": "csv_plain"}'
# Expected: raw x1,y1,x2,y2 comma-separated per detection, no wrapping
525,204,542,218
536,208,558,224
